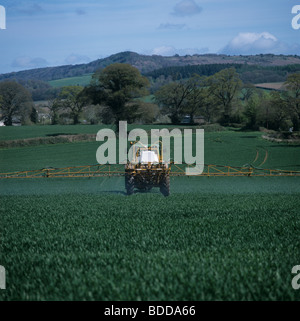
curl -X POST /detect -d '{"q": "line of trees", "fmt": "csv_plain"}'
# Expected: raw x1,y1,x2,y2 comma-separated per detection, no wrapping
154,68,300,130
146,63,300,85
240,73,300,131
0,63,300,132
154,68,243,126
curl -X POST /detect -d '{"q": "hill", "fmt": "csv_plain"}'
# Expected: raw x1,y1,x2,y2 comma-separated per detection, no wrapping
145,63,300,84
1,51,300,83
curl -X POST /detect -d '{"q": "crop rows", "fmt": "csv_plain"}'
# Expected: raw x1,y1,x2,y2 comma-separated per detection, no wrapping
1,187,300,300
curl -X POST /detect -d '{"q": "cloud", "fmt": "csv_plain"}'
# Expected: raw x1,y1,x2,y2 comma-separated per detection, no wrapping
64,54,91,65
158,23,187,30
151,46,209,56
172,0,202,17
221,32,300,55
151,46,176,56
11,56,48,69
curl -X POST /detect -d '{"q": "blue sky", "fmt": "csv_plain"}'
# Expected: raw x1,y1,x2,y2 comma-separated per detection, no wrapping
0,0,299,74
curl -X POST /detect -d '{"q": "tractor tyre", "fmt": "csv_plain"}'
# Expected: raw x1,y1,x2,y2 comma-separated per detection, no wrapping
126,175,135,195
125,173,129,189
160,175,170,197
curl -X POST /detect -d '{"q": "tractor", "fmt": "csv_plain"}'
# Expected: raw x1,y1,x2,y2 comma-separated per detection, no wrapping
125,141,170,196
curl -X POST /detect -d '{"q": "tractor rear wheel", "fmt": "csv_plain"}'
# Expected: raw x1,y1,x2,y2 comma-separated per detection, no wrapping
126,175,135,195
160,175,170,197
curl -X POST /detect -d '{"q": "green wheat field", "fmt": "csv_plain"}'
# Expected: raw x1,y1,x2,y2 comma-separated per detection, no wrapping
0,125,300,300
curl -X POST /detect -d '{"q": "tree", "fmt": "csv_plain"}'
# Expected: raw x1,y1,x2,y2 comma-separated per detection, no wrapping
0,81,33,125
244,97,259,130
183,76,207,124
268,91,289,131
30,107,38,124
255,91,272,130
284,73,300,130
137,102,160,124
200,88,221,123
207,68,242,124
154,79,195,124
47,99,61,125
57,86,86,124
241,83,256,102
85,63,149,128
285,73,300,100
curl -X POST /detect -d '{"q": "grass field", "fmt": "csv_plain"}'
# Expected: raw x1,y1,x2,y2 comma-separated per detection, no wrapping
0,125,299,301
0,123,194,141
0,125,299,172
48,74,93,88
254,82,285,91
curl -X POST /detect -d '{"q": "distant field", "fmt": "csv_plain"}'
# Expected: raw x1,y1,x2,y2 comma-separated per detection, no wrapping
139,94,155,103
254,82,286,91
0,124,103,141
0,124,195,141
48,74,93,88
